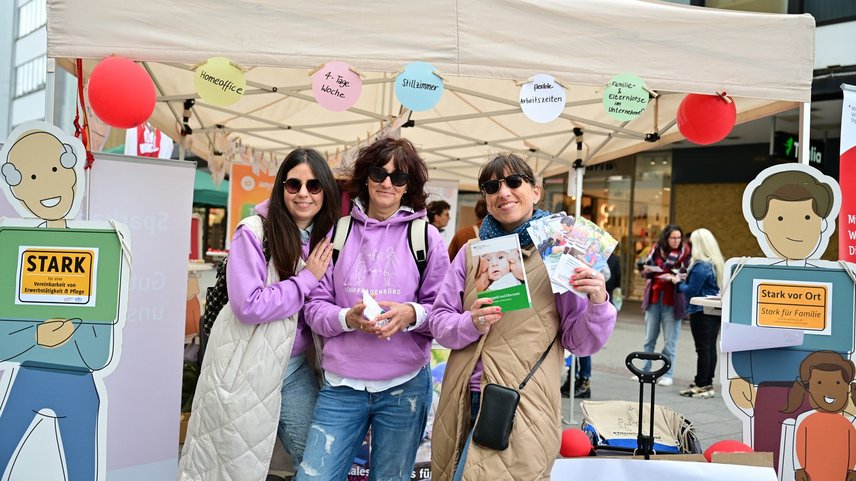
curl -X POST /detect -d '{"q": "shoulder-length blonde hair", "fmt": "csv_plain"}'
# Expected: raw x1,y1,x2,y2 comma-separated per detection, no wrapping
688,228,724,288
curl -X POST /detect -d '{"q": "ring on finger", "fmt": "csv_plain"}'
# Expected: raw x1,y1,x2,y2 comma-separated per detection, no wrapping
478,315,486,326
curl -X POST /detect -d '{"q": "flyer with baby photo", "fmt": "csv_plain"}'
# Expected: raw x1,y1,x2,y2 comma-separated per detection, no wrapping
470,234,531,312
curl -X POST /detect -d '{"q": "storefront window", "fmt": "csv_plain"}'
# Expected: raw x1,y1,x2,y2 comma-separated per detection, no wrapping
629,152,673,300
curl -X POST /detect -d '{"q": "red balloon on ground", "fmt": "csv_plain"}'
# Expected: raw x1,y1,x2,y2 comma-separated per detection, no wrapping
703,439,753,462
560,428,594,457
88,56,156,129
677,93,737,145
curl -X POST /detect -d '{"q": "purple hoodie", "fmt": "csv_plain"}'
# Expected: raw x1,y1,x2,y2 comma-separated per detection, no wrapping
430,245,616,391
304,202,450,380
226,199,317,357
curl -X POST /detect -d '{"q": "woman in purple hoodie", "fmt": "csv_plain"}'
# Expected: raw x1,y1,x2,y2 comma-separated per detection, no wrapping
299,137,450,481
179,149,339,481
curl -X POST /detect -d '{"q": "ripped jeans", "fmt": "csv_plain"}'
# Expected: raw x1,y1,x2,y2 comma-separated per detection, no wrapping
295,365,431,481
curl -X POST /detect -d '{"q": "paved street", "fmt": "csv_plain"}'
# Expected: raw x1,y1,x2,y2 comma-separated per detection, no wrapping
561,300,743,451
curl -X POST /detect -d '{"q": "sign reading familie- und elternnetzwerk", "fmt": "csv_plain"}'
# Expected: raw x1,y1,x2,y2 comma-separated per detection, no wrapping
16,246,98,305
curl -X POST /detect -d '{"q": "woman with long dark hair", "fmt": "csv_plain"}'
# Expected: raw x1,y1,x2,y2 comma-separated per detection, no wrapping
637,224,691,386
179,149,340,481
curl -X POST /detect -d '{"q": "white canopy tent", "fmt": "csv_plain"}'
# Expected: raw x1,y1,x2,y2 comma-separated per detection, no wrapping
47,0,815,187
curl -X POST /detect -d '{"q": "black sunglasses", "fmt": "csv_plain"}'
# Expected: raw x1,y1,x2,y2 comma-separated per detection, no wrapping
368,166,409,187
284,178,323,195
480,174,531,195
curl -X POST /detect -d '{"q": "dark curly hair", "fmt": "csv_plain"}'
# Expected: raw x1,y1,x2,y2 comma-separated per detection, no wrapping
345,137,429,212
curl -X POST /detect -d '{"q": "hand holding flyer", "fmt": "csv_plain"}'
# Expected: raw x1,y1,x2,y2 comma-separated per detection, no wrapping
471,234,532,312
362,289,391,340
527,212,618,296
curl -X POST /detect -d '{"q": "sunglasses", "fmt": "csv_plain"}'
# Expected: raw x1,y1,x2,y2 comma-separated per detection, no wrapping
368,166,409,187
284,178,323,195
480,174,531,195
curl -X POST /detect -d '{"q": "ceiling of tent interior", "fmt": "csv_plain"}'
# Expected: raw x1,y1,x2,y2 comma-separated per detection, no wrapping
47,0,815,189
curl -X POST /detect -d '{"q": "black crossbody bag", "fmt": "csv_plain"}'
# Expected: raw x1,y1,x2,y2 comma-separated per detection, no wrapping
471,336,557,451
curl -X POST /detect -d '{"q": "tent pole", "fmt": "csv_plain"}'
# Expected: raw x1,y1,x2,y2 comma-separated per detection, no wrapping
45,57,56,124
573,128,585,219
798,102,810,165
564,128,585,426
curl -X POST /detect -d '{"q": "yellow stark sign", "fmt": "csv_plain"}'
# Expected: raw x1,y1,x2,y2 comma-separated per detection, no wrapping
755,281,829,331
18,247,97,304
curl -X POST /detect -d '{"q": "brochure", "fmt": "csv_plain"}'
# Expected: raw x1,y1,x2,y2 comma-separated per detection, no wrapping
527,212,618,296
564,216,618,274
470,234,531,312
528,213,575,294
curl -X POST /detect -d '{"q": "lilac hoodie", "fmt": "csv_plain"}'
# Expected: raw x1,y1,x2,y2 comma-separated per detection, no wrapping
304,202,450,380
430,245,617,391
226,200,317,357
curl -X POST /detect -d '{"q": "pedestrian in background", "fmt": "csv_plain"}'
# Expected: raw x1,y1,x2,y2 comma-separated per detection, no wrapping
668,228,724,398
448,199,487,261
637,224,691,386
428,199,452,233
563,251,620,399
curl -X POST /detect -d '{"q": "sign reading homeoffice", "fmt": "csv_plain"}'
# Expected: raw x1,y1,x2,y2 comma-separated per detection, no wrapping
17,246,98,305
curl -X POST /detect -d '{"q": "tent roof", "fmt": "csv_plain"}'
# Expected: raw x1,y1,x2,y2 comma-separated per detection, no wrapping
47,0,815,187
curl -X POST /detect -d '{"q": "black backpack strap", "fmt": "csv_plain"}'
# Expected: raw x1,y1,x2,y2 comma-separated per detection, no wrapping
408,218,429,286
331,215,353,265
253,213,271,263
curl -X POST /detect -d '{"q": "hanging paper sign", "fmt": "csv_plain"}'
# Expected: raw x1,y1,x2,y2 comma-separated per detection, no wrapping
519,74,565,123
194,57,246,106
603,73,650,121
312,61,362,111
395,62,443,112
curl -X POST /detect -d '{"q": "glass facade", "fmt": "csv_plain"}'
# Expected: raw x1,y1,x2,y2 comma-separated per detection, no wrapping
16,0,46,39
13,55,46,98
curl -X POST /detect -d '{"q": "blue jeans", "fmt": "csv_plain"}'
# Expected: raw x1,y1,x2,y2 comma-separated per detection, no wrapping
296,366,431,481
575,356,592,379
0,366,98,481
642,299,680,378
278,354,320,466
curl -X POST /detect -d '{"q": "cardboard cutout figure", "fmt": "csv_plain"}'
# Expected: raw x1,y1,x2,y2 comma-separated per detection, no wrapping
782,351,856,481
721,163,856,481
0,122,131,481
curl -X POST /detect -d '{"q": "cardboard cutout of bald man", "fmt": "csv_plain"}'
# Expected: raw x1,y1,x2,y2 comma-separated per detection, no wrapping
0,121,131,481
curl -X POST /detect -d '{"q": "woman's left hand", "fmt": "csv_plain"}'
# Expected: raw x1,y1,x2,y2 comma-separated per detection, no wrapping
373,301,417,340
571,266,608,304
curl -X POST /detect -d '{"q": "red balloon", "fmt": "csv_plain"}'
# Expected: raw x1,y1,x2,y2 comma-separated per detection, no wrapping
677,93,737,145
703,439,753,462
88,56,156,129
560,428,594,457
